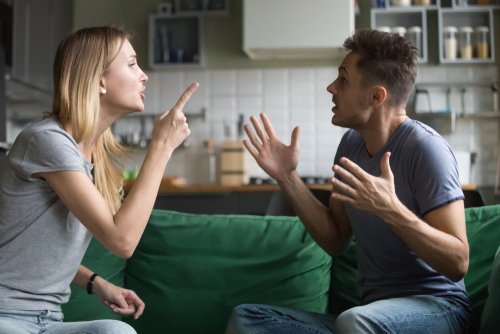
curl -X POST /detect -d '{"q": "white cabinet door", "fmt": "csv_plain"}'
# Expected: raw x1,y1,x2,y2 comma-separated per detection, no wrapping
243,0,354,60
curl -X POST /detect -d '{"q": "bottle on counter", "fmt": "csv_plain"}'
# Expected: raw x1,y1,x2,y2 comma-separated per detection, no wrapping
459,26,473,60
443,26,458,60
476,26,490,59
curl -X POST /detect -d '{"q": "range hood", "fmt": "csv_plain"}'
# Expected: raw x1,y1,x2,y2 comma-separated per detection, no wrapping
243,0,355,60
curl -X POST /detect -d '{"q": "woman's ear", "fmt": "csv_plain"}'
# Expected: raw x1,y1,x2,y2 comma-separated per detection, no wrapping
370,86,387,107
99,79,107,95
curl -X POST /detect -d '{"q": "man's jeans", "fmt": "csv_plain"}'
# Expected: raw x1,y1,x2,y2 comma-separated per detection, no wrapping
225,295,471,334
0,309,136,334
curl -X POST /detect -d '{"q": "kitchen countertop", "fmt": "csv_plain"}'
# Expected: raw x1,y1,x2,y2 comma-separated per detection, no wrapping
125,177,476,194
125,178,332,193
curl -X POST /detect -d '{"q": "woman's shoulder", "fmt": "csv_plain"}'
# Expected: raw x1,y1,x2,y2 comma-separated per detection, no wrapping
20,117,73,143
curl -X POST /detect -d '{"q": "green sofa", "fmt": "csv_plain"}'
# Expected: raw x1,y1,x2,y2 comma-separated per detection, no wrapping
63,205,500,334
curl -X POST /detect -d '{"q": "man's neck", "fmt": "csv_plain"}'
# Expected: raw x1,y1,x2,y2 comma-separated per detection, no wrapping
358,110,407,157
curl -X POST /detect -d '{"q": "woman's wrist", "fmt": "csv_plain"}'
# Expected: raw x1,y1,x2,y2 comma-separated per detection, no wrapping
87,273,99,294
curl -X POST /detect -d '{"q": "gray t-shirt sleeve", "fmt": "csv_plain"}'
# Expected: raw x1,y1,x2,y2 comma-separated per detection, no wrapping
11,126,87,180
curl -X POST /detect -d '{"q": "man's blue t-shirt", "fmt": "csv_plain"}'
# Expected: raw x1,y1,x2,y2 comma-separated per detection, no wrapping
334,118,468,306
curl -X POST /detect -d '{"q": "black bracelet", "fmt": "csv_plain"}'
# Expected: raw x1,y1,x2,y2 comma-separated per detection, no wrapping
87,273,98,295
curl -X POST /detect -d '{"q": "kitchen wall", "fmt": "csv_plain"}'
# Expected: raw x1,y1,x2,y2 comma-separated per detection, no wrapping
21,0,496,187
116,63,499,186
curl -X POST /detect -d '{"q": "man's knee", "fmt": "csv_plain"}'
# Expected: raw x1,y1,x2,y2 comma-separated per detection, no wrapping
226,304,267,334
334,307,380,334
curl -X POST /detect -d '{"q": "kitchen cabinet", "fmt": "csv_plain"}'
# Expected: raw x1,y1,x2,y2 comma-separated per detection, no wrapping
149,14,204,69
12,0,73,90
371,8,428,62
148,0,228,70
371,0,497,64
439,8,494,63
175,0,228,15
242,0,354,60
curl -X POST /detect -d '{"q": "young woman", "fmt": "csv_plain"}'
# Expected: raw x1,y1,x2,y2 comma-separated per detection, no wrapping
0,26,198,334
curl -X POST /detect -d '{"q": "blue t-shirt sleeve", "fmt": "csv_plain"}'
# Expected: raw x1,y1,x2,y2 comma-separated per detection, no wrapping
409,136,463,215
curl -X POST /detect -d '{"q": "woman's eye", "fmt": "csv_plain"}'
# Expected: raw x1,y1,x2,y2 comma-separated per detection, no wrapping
129,63,136,67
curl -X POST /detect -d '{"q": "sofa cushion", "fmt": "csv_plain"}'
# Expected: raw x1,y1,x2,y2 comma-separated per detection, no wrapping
124,209,332,334
62,237,127,321
329,237,361,315
479,245,500,333
464,204,500,333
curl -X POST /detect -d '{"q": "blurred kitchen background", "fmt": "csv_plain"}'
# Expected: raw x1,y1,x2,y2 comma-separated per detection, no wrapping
1,0,499,203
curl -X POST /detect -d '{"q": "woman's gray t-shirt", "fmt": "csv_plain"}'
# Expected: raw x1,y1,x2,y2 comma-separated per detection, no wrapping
0,117,93,311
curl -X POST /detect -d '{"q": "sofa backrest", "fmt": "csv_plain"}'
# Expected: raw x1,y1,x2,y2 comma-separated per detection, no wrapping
123,210,332,334
328,204,500,334
464,204,500,332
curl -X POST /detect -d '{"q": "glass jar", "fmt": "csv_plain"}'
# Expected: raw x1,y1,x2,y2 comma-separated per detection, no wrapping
376,26,392,33
407,26,422,58
391,26,407,38
391,0,411,6
443,26,458,60
476,26,489,59
459,26,473,60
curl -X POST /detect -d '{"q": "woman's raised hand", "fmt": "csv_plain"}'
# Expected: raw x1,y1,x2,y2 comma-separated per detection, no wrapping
152,82,199,153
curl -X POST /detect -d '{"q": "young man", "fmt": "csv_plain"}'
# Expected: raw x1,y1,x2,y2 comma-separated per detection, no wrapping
225,29,471,334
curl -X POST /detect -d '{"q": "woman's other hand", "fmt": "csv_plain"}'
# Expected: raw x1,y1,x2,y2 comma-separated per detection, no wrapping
93,276,145,320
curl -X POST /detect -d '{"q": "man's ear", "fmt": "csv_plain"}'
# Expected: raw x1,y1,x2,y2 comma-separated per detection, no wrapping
370,86,387,107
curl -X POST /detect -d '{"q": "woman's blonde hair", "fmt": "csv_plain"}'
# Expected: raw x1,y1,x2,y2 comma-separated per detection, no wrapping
51,26,130,213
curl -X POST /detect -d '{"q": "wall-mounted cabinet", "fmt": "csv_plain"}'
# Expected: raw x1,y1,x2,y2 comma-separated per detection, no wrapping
175,0,228,15
371,8,428,62
382,0,439,9
371,1,497,64
149,14,204,70
148,0,228,70
438,8,494,63
449,0,500,8
243,0,354,60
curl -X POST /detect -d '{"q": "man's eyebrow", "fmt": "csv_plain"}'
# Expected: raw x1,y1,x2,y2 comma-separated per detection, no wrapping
338,65,348,75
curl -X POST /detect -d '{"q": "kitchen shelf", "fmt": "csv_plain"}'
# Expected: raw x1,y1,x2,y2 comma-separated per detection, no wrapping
371,1,497,64
371,8,428,62
383,0,440,10
438,8,494,63
459,112,500,119
447,0,500,8
149,14,204,70
175,0,228,15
